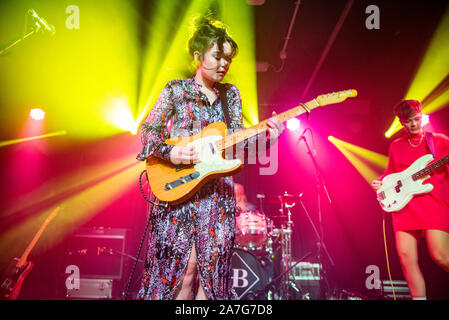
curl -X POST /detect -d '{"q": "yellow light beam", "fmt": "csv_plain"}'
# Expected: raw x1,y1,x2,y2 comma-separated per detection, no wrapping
219,0,258,127
405,6,449,105
136,0,213,127
1,1,140,139
0,161,144,262
331,136,388,168
386,6,449,138
328,136,387,183
0,130,67,147
3,153,137,218
136,0,181,121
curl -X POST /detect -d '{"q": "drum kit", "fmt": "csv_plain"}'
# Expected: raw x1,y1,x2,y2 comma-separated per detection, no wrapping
232,191,313,300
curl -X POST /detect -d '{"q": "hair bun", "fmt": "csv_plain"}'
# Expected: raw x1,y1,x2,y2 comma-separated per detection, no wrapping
191,13,227,37
187,12,238,60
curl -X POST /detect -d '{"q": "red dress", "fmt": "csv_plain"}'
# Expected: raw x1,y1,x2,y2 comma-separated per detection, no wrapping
379,132,449,233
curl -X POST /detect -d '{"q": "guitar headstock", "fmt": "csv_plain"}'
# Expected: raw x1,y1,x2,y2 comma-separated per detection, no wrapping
315,89,358,106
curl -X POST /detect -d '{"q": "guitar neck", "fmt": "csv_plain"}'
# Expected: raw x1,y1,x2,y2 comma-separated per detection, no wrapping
216,99,320,151
413,154,449,181
16,207,60,268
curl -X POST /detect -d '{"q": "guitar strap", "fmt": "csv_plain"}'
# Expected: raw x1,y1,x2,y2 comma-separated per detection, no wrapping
217,83,231,128
425,131,436,157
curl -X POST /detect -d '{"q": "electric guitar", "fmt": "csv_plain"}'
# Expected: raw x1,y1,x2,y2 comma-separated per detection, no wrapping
377,154,449,212
0,206,59,300
145,89,358,204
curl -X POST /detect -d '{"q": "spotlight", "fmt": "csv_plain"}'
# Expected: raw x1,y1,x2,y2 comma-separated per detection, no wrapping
30,108,45,120
286,118,300,131
422,113,430,126
107,98,138,134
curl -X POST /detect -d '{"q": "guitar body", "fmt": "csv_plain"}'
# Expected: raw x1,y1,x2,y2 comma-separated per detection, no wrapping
0,258,34,300
378,154,434,212
146,121,243,204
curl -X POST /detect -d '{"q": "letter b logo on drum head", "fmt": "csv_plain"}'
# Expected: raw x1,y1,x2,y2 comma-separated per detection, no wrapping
232,269,249,288
231,250,265,299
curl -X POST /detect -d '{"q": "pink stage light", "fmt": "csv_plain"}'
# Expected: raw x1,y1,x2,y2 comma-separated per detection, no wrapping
30,108,45,120
286,118,300,131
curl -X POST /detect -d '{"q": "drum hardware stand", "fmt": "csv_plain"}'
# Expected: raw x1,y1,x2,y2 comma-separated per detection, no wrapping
278,201,295,299
256,193,265,213
267,194,303,300
298,129,335,299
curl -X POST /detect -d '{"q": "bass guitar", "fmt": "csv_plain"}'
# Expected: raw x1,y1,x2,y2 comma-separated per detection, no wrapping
377,154,449,212
145,89,358,204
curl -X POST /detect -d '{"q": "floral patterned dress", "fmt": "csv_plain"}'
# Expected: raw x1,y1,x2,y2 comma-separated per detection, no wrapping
136,77,255,300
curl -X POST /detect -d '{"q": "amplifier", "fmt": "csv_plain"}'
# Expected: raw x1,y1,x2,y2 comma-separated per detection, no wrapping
382,280,411,300
66,278,113,299
291,262,322,280
291,262,321,300
64,227,126,279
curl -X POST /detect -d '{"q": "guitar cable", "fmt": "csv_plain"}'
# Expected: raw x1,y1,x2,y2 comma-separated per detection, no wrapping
382,211,396,300
122,170,166,299
138,169,168,208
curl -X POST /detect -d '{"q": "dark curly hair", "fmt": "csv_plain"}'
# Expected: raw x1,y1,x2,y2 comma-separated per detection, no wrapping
393,100,422,120
188,14,238,61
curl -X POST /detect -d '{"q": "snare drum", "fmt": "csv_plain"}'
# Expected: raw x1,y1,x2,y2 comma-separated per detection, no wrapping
235,210,268,254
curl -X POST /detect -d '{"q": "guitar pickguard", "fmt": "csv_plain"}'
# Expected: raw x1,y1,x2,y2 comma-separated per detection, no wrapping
378,154,435,212
189,135,242,179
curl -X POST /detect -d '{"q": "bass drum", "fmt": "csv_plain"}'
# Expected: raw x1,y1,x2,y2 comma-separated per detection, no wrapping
231,249,273,300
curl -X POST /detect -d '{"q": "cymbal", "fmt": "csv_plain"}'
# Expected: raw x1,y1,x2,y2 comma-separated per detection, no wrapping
267,192,303,204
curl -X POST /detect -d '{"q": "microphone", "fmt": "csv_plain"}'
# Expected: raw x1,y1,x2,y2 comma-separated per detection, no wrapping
298,128,317,157
28,9,56,36
256,194,265,199
298,128,309,141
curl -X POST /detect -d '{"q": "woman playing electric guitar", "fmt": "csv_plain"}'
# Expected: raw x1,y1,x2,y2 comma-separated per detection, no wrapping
135,15,284,300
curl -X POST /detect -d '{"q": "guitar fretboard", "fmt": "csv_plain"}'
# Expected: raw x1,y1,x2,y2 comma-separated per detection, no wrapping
412,154,449,180
212,89,357,151
215,100,319,151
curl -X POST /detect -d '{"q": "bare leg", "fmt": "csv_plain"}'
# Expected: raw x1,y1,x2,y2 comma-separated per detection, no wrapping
395,230,426,298
195,281,207,300
174,244,198,300
425,229,449,273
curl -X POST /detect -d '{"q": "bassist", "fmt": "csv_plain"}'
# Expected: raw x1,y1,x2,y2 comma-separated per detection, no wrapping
371,100,449,299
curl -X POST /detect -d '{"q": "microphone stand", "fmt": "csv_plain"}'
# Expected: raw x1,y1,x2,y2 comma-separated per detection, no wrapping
298,130,335,299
